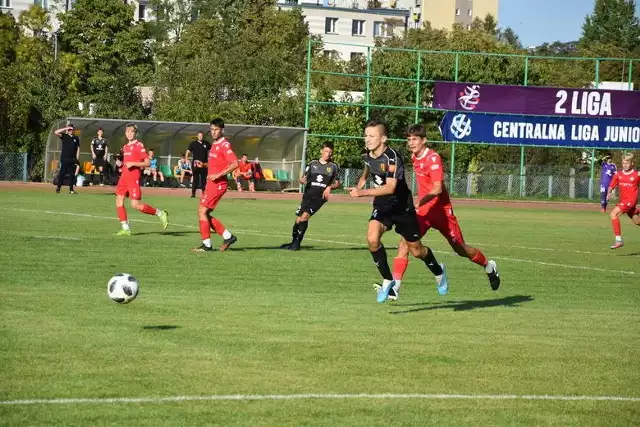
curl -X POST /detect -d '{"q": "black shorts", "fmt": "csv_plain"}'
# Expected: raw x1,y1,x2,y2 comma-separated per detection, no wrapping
296,195,326,217
369,207,421,242
93,156,106,167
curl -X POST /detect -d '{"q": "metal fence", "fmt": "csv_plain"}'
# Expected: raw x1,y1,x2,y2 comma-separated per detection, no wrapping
338,165,601,199
0,152,28,181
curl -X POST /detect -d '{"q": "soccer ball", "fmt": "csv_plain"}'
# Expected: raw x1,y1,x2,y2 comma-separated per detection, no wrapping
107,273,139,304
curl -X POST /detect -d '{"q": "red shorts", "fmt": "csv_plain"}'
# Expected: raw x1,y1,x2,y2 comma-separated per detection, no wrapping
416,204,465,245
201,182,228,210
115,178,142,200
616,201,639,218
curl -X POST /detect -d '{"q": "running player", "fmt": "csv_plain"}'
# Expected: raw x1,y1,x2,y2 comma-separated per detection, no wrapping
600,155,616,212
90,128,108,186
280,142,340,251
114,123,169,235
607,153,640,249
348,119,448,303
376,124,500,301
191,118,239,252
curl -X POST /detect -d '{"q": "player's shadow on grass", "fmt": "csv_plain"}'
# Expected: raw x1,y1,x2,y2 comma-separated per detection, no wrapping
390,295,534,315
231,245,372,251
620,252,640,256
142,325,180,330
134,231,198,236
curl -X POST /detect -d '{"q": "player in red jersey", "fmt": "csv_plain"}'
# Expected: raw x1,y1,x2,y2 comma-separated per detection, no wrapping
114,123,169,236
376,124,500,300
607,153,640,249
191,118,239,252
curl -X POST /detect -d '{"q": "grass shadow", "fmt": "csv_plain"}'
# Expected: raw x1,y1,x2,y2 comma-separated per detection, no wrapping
390,295,534,315
142,325,180,331
230,246,371,252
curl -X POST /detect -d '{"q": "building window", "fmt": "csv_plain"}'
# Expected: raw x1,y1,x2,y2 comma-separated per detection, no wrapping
455,8,460,16
468,9,472,16
350,52,365,61
138,3,146,21
0,0,10,7
323,50,340,60
352,19,365,36
325,17,338,34
466,24,471,30
373,21,392,37
34,0,49,8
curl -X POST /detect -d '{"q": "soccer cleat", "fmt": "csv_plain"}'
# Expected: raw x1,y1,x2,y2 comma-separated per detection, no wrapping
601,207,607,213
373,283,398,301
159,211,169,230
69,190,77,194
376,280,396,303
610,240,624,249
435,263,449,296
219,235,237,252
115,229,131,236
55,188,60,194
288,239,301,251
191,244,213,252
279,242,292,249
486,260,500,291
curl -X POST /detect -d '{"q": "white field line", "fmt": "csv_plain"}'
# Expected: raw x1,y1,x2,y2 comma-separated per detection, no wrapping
0,207,634,276
467,242,611,257
1,393,638,406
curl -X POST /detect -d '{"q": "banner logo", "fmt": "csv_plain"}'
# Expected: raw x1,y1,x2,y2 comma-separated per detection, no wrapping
458,85,481,111
450,114,472,139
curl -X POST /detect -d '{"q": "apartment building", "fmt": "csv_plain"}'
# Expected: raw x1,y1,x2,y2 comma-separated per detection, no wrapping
416,0,499,30
278,0,410,60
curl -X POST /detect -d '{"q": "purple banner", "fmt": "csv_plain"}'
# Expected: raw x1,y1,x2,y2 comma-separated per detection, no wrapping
433,82,640,119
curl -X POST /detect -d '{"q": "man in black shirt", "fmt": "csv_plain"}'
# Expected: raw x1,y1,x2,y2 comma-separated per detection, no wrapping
90,128,108,186
185,131,210,198
280,142,340,251
54,124,80,194
348,119,449,303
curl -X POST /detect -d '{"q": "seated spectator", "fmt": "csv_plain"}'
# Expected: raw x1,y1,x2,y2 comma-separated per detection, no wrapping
252,157,264,182
233,153,255,192
143,149,165,186
174,154,193,188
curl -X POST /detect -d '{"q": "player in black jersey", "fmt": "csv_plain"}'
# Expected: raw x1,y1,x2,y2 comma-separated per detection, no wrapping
347,119,449,303
90,128,108,186
280,142,340,251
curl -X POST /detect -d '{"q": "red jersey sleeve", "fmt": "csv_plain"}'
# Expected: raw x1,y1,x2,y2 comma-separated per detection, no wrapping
136,142,149,163
222,141,238,164
608,172,619,190
426,153,444,183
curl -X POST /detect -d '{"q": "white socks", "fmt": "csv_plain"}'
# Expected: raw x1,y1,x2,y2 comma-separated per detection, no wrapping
222,230,232,240
202,238,212,248
121,221,130,231
155,209,162,216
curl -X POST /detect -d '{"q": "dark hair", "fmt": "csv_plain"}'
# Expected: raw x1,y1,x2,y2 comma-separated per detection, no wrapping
210,118,225,128
97,127,103,131
364,118,387,136
197,131,204,135
321,142,334,150
148,148,154,152
241,153,248,157
405,124,427,138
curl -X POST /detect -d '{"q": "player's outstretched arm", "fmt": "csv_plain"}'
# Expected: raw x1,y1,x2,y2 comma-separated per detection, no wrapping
54,126,72,137
416,180,443,208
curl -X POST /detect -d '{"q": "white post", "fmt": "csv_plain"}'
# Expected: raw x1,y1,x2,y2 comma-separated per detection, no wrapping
548,175,553,198
569,168,576,199
507,174,513,195
344,168,350,188
22,152,28,182
466,173,473,197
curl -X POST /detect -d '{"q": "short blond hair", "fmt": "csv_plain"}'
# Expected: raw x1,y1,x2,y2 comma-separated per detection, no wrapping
622,153,635,163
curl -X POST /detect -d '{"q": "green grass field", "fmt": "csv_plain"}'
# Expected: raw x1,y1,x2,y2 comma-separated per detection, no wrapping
1,188,638,426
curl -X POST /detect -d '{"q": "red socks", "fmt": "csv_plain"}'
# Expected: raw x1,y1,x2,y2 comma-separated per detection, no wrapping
117,206,127,222
471,250,488,268
140,204,157,215
199,220,211,240
392,257,409,281
612,217,621,236
209,217,225,235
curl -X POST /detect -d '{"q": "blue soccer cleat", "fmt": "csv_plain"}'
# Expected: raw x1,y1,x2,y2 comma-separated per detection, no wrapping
376,280,396,303
436,263,449,296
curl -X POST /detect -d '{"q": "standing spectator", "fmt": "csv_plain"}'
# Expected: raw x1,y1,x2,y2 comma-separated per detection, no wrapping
186,131,210,199
234,154,255,192
90,128,108,186
54,123,80,194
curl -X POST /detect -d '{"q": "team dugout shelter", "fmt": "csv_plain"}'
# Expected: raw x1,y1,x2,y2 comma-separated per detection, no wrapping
45,118,308,191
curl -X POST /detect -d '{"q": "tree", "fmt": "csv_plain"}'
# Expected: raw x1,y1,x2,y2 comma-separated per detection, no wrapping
581,0,640,51
498,27,522,49
57,0,152,117
147,0,195,43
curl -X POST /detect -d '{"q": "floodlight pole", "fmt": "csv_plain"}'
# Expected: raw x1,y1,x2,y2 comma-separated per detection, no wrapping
300,38,313,191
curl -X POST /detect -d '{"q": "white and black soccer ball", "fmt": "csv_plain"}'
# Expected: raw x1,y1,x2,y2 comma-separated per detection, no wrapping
107,273,139,304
